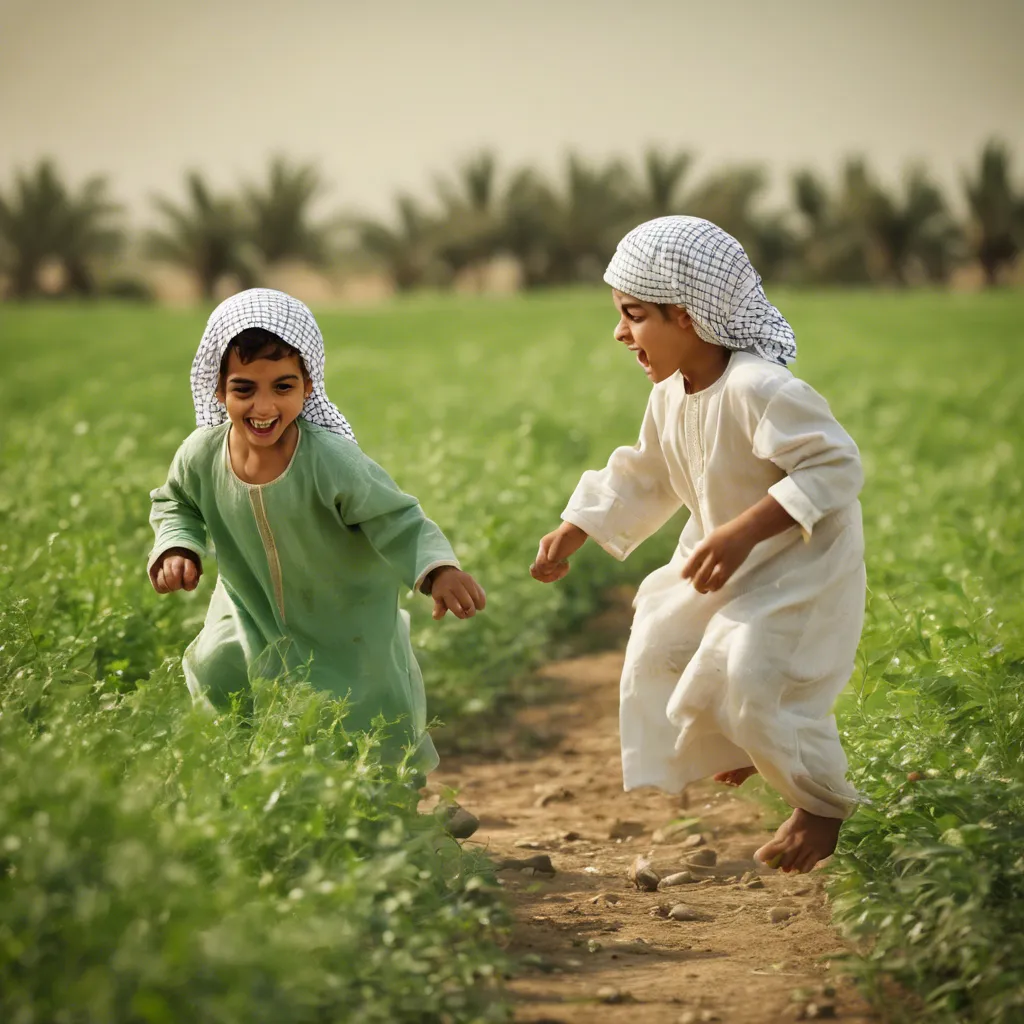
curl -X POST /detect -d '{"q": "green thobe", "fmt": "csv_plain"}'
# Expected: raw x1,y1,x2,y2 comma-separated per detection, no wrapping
148,419,459,772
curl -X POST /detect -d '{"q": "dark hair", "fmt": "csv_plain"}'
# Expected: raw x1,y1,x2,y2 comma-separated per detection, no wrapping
219,328,307,380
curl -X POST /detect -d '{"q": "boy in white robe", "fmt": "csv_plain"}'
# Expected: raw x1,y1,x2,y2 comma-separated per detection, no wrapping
531,217,865,873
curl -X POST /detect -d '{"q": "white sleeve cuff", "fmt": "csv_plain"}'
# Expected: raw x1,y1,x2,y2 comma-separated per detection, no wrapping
768,476,823,542
414,559,461,595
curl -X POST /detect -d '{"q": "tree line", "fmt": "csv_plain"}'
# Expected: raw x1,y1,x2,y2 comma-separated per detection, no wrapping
0,142,1021,301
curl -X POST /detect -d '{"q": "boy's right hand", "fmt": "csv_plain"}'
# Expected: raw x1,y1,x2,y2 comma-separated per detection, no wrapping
531,522,588,583
150,548,203,594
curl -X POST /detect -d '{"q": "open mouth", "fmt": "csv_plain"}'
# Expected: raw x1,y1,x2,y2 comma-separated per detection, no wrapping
630,346,651,370
246,417,279,437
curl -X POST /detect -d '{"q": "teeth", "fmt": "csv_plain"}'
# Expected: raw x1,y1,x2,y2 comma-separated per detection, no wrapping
249,418,277,430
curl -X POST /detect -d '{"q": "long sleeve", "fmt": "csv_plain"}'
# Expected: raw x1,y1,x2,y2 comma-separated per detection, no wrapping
335,452,458,592
562,391,683,561
752,378,863,539
148,445,209,572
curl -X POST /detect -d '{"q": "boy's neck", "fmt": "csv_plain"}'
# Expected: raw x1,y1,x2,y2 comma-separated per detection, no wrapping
681,346,731,394
228,421,301,484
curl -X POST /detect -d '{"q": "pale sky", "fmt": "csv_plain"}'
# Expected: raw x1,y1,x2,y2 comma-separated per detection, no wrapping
1,0,1022,223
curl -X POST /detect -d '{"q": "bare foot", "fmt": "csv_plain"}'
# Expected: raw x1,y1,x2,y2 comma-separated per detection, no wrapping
714,765,759,787
754,808,842,874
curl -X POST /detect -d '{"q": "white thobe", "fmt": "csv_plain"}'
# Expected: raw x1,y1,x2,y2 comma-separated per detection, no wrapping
563,352,865,819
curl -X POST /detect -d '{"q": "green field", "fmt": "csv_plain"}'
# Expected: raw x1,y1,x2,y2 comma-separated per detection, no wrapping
2,289,1023,1022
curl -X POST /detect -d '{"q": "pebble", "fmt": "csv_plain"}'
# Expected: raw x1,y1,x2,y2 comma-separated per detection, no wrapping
496,854,555,875
587,938,603,953
668,903,707,922
769,906,799,924
743,877,765,890
681,833,706,849
513,838,541,849
652,820,699,844
561,830,581,842
534,784,574,808
441,806,480,840
800,1003,837,1020
627,853,661,892
589,891,621,905
596,986,634,1005
679,1011,720,1023
659,871,697,888
608,819,646,840
611,938,651,955
685,848,718,867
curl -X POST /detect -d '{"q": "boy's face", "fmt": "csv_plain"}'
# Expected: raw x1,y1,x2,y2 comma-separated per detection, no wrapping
216,348,312,448
612,290,707,384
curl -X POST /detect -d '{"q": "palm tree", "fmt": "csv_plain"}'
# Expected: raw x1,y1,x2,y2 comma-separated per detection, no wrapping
540,154,633,284
631,148,693,220
791,161,877,284
357,194,442,291
433,151,504,281
865,165,960,285
147,172,254,300
0,160,123,298
963,141,1023,286
242,156,335,268
501,167,560,288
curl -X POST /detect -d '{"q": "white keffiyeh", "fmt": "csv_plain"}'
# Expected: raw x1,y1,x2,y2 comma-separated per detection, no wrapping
190,288,356,442
604,216,797,366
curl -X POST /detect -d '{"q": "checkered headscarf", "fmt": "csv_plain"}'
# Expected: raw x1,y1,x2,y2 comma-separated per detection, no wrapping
191,288,356,442
604,216,797,365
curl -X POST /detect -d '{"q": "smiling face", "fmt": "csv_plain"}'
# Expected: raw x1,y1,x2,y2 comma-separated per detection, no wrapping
612,289,718,384
216,344,312,449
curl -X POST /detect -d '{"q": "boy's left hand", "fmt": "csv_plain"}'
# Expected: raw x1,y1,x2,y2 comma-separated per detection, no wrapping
426,567,487,620
681,521,756,594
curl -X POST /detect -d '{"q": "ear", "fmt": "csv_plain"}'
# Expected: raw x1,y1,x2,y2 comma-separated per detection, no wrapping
304,377,313,400
670,305,694,330
215,375,226,404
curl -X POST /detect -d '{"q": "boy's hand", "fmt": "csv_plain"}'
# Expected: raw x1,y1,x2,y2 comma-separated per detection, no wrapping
531,522,588,583
427,567,486,620
681,521,756,593
150,548,203,594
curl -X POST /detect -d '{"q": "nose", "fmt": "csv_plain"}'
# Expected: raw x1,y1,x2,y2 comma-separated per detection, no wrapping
614,317,632,344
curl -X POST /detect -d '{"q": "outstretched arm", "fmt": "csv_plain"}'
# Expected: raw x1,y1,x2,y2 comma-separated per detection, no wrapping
148,446,208,594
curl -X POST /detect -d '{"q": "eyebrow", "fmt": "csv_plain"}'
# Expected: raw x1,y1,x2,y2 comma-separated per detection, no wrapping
228,374,301,384
621,302,645,312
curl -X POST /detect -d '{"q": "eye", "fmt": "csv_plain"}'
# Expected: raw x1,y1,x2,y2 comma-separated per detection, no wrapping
230,385,254,395
625,311,642,323
274,383,295,393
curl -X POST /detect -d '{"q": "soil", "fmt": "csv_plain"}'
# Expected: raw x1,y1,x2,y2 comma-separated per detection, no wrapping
431,642,879,1024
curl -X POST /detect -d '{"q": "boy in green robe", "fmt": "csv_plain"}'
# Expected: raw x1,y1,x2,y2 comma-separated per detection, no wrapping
148,288,485,776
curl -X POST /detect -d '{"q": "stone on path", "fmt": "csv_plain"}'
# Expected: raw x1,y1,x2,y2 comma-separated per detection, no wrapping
685,847,718,867
770,906,799,924
668,903,709,922
627,853,661,892
659,870,697,888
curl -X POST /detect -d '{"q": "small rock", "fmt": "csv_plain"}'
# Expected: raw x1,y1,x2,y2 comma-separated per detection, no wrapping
681,833,706,850
439,804,480,840
561,830,581,842
801,1003,837,1020
659,871,697,888
513,838,541,849
596,985,634,1004
587,938,603,953
792,885,813,896
611,938,651,955
668,903,706,922
583,865,600,875
627,854,661,892
496,854,555,874
685,848,718,867
652,820,699,844
769,906,798,924
649,903,671,919
608,819,646,840
534,785,574,808
744,877,765,890
589,891,621,905
679,1012,718,1024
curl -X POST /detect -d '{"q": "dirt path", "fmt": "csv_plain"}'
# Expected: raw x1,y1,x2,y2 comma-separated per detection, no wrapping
434,647,878,1024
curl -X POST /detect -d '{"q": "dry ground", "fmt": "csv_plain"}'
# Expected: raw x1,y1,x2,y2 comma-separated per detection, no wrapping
432,644,878,1024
